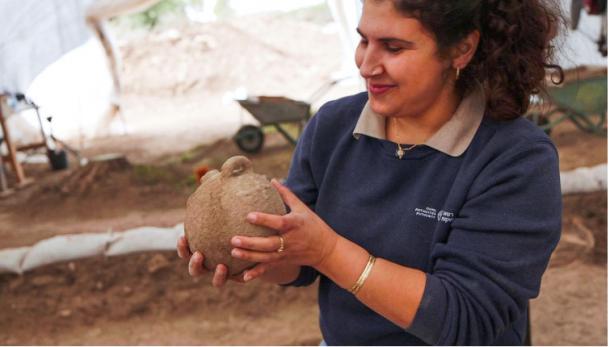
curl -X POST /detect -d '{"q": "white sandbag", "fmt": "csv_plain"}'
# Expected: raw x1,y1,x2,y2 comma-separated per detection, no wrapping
20,233,116,272
0,247,30,274
105,224,183,256
560,164,607,195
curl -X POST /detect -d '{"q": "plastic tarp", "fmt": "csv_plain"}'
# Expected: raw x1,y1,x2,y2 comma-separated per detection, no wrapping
0,0,162,145
0,247,29,274
20,232,117,272
326,0,362,77
2,0,606,95
556,0,608,68
0,224,185,274
0,0,94,93
106,224,184,256
560,163,607,194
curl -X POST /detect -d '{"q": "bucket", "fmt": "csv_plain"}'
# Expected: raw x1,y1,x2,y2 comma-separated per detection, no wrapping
47,149,69,171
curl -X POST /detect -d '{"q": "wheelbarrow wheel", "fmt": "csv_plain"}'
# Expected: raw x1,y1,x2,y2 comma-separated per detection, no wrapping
234,125,265,153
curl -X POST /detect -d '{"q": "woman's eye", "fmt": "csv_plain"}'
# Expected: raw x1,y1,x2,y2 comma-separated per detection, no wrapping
386,45,403,53
359,39,368,45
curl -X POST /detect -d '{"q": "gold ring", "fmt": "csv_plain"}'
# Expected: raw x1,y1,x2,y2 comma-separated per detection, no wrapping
277,235,285,253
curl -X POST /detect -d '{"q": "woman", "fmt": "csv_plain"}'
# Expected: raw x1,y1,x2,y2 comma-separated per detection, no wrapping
178,0,564,345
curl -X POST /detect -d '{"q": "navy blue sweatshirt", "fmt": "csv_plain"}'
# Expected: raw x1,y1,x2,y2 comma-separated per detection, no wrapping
284,92,562,345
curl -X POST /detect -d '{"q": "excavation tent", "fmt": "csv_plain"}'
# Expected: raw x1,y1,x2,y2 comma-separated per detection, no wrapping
0,0,606,143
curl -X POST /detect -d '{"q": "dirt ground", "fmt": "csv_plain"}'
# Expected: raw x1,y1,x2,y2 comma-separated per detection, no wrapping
0,9,607,346
0,119,606,346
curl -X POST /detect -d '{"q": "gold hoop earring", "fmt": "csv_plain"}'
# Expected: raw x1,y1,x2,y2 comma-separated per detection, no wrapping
456,67,461,81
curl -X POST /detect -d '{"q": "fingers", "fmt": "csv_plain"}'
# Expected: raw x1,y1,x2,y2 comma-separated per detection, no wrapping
231,247,283,263
184,249,235,289
177,235,192,260
245,180,305,232
188,251,207,277
247,212,300,233
182,236,278,287
243,263,272,282
231,235,282,252
271,179,303,210
228,271,246,283
246,211,288,231
212,264,229,287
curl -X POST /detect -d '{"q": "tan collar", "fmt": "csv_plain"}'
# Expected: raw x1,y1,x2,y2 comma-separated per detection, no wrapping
353,86,486,157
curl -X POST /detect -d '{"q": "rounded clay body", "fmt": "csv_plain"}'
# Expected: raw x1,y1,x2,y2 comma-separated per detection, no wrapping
184,156,286,275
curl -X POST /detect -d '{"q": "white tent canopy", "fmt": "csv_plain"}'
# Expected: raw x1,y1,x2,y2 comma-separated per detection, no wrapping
0,0,161,94
2,0,602,94
0,0,607,145
0,0,93,94
556,0,607,68
0,0,161,144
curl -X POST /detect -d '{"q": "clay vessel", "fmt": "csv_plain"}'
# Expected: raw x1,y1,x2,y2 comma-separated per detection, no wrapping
185,156,286,275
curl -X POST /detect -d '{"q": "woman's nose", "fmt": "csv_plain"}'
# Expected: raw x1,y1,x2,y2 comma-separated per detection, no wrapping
358,48,383,78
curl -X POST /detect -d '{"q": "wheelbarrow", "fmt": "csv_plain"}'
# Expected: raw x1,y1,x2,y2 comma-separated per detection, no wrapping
233,78,346,153
526,67,607,136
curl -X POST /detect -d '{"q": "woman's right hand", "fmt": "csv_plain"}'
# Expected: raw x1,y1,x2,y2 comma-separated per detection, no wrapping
177,235,243,287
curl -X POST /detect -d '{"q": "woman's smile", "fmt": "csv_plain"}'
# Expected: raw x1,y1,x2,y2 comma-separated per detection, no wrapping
355,0,453,120
367,81,396,95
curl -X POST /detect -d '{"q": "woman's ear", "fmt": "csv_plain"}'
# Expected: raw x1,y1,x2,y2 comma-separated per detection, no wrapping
452,30,480,70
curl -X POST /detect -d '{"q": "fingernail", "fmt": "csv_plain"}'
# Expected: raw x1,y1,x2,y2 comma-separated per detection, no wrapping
232,237,242,246
246,213,257,222
231,249,241,257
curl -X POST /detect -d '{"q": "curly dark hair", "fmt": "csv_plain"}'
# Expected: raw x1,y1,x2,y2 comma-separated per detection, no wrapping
387,0,565,120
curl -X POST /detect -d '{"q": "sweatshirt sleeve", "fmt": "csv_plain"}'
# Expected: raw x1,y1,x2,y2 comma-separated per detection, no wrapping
282,110,322,287
406,140,562,345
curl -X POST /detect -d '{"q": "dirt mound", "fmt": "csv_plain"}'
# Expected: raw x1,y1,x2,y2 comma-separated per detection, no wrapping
0,251,321,345
551,191,608,267
10,156,186,221
56,155,132,195
118,15,341,99
0,154,192,250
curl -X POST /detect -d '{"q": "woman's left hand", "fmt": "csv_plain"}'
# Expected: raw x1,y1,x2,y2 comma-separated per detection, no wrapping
230,179,338,282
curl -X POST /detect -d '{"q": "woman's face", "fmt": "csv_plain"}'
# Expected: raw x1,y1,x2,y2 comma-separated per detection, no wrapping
355,0,453,119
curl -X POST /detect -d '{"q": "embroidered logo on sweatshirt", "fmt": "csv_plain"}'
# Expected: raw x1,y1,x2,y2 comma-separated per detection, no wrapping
414,207,454,223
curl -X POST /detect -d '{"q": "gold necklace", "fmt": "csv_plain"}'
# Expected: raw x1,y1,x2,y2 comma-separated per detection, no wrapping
393,117,417,160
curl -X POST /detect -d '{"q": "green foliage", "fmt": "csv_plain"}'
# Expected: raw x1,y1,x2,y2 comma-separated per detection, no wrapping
180,175,198,189
129,0,201,29
213,0,234,18
179,150,197,164
133,164,172,184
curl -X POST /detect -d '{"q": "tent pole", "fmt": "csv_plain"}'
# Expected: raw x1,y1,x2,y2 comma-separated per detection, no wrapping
0,95,27,185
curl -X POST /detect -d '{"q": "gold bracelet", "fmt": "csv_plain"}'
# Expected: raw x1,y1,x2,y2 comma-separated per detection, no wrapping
349,254,376,295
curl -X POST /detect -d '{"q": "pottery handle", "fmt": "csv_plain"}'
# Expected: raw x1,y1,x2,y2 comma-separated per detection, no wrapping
221,155,253,179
